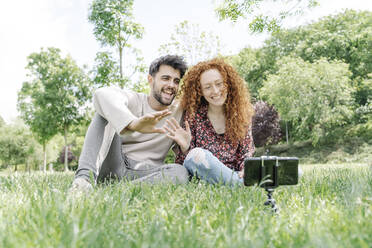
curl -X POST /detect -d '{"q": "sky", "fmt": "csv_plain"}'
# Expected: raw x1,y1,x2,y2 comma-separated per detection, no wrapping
0,0,371,123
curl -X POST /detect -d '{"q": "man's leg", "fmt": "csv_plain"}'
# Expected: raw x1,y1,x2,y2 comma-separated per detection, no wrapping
73,113,128,190
96,132,127,183
74,113,108,183
96,135,189,184
127,163,189,185
183,148,243,186
74,113,188,187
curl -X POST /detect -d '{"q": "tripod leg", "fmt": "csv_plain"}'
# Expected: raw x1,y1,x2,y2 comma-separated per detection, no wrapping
264,188,279,213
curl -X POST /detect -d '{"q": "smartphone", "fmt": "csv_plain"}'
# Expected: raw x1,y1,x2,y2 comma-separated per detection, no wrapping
244,156,299,188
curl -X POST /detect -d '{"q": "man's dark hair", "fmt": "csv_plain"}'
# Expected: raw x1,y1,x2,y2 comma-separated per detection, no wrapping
149,55,187,78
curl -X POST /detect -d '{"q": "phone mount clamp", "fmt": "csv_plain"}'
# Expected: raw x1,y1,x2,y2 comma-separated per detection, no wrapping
261,155,280,213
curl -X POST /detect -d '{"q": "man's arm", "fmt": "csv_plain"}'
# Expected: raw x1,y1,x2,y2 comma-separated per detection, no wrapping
122,110,171,134
93,87,137,134
94,87,171,135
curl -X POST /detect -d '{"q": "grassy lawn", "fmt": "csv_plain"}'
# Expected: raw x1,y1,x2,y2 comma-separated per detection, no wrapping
0,163,371,248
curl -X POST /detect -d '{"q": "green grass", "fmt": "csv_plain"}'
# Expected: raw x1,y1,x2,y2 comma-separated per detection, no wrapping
0,164,371,248
255,140,372,164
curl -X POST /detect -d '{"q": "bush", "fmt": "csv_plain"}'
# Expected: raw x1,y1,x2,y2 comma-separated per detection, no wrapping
346,121,372,143
252,101,282,147
59,145,77,164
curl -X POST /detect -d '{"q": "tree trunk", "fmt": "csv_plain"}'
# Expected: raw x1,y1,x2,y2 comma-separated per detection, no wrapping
64,126,69,171
119,46,123,79
43,142,47,172
14,164,18,172
286,121,289,144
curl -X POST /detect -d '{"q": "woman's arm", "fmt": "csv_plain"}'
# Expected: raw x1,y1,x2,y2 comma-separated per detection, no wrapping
173,114,196,164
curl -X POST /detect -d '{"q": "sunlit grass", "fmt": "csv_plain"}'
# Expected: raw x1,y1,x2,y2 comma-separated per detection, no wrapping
0,164,371,247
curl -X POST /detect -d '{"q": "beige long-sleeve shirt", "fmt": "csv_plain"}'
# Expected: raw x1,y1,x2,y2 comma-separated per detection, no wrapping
93,86,182,171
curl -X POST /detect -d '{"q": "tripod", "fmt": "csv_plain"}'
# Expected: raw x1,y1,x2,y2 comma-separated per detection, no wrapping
245,155,299,213
261,155,279,213
264,188,279,213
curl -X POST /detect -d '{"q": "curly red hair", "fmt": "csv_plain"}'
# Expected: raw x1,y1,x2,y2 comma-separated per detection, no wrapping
179,58,254,143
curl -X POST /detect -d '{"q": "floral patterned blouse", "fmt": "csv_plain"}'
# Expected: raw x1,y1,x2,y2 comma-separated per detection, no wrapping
175,104,255,171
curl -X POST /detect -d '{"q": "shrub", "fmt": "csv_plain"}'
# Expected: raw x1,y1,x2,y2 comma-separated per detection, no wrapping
59,145,77,164
252,101,282,147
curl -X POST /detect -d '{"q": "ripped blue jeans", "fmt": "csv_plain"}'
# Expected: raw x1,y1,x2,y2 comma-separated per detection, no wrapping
183,148,243,186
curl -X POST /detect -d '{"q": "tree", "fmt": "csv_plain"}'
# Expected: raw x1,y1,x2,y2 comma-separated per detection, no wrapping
231,10,372,112
252,101,282,147
91,50,147,90
229,47,267,99
18,47,91,171
354,76,372,123
215,0,318,33
0,121,42,171
263,10,372,106
91,51,121,87
89,0,145,82
260,56,354,145
158,21,224,65
18,50,60,171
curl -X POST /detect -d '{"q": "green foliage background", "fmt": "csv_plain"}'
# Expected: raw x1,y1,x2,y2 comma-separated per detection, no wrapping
1,8,371,170
230,9,372,146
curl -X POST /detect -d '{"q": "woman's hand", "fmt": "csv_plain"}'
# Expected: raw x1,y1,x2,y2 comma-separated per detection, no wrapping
163,117,191,153
238,170,244,178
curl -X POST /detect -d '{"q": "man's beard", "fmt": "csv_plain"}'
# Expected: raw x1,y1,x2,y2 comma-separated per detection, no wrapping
152,80,176,106
153,88,175,106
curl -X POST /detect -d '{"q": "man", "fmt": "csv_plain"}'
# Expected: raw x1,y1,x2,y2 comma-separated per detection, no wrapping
71,55,188,191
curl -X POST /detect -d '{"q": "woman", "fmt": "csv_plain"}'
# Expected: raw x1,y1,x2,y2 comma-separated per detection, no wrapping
163,58,255,185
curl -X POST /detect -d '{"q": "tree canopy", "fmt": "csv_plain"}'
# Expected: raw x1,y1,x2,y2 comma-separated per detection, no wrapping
159,20,224,65
0,121,42,171
89,0,145,81
91,51,121,87
231,10,372,108
215,0,318,33
260,56,354,145
18,47,91,171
